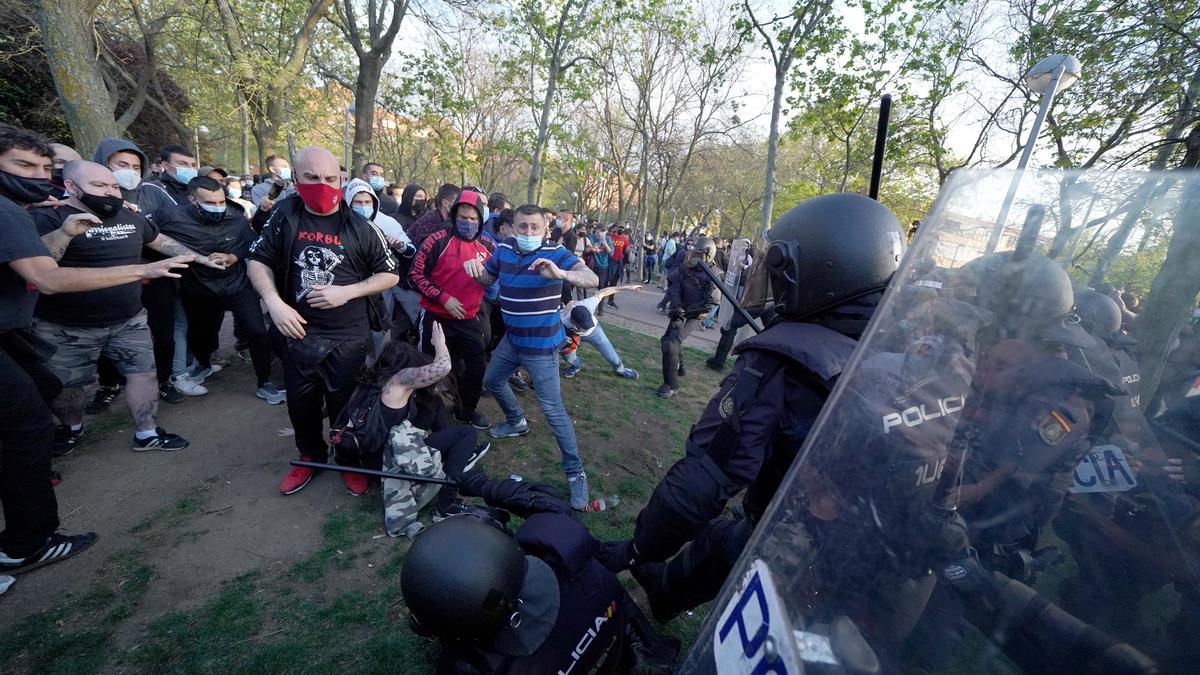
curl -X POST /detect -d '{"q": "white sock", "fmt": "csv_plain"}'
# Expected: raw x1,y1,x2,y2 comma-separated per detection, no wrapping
134,429,158,440
70,424,82,432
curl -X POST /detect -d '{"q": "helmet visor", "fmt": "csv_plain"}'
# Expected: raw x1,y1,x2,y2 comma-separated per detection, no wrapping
739,239,774,312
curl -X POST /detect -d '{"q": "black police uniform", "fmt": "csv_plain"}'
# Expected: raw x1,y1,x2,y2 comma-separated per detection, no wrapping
659,263,718,391
424,476,679,674
636,318,861,616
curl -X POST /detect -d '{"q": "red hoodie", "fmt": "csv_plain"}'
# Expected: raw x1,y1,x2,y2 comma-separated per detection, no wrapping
411,229,492,319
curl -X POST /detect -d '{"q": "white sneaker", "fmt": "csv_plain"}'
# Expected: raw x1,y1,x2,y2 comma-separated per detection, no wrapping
0,574,13,595
170,375,208,396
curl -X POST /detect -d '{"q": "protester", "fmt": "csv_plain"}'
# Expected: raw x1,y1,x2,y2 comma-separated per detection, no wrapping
156,176,284,405
606,224,629,308
587,224,613,315
250,154,294,213
360,162,398,216
343,177,418,358
223,176,256,217
329,324,490,522
464,204,599,510
410,189,494,429
560,284,641,380
484,191,510,239
0,124,191,578
655,233,686,314
144,144,198,206
93,138,175,219
31,161,221,454
556,208,580,303
406,183,459,245
48,144,81,197
247,146,399,496
641,232,657,283
394,183,427,230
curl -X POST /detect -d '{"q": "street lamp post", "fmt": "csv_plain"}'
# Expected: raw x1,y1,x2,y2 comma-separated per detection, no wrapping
985,54,1082,253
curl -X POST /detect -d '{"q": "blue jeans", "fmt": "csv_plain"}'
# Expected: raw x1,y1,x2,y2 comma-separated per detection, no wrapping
484,336,583,476
562,325,623,372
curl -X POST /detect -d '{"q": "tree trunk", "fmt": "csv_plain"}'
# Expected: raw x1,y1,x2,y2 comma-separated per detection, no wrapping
33,0,118,151
527,59,560,204
760,59,788,236
351,54,385,173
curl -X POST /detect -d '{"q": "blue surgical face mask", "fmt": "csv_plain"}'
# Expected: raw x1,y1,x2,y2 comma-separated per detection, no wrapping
173,166,197,184
455,218,480,239
198,203,226,214
278,167,292,182
352,204,373,219
226,188,239,199
368,176,385,191
515,233,543,252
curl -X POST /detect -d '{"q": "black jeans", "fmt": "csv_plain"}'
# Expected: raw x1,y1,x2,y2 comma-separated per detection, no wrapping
418,311,486,417
0,337,61,556
181,286,272,387
661,317,698,389
141,276,178,385
282,332,369,460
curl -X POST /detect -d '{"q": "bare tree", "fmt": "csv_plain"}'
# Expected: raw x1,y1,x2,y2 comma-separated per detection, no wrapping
333,0,410,172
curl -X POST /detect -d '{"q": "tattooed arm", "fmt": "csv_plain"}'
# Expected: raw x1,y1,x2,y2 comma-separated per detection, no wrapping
380,322,452,407
40,212,100,261
146,233,226,269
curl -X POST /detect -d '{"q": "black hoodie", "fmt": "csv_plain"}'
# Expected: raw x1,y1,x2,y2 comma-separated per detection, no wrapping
93,137,176,220
156,200,256,297
395,183,427,230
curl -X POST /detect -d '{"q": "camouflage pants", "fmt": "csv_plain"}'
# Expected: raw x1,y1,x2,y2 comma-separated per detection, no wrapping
31,311,156,388
382,420,445,538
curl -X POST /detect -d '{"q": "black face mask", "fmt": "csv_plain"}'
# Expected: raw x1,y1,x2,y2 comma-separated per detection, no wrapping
410,199,427,216
76,191,124,219
0,170,53,204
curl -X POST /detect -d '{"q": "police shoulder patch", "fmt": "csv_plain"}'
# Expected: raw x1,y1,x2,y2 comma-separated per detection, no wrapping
719,391,734,418
1037,409,1072,445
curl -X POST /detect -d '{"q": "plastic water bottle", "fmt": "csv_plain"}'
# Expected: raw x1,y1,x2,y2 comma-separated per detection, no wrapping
583,495,620,512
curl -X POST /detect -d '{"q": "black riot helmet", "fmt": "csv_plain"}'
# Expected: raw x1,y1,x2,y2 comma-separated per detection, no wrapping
401,515,525,639
955,252,1094,349
1074,288,1122,338
687,236,717,268
745,193,905,321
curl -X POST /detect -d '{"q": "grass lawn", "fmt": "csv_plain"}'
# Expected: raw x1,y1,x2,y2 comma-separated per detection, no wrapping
0,324,724,674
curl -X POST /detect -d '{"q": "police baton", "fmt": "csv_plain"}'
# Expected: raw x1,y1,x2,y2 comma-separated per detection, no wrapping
290,460,458,486
698,262,763,334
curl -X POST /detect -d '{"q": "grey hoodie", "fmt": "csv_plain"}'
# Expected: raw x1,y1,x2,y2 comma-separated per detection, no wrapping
92,137,175,220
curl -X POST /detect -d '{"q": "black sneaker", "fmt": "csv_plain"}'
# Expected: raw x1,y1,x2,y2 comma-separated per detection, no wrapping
131,427,189,452
607,300,618,309
677,365,686,377
704,357,724,372
0,532,98,575
158,382,184,404
85,385,121,414
454,410,491,430
631,561,684,622
431,500,470,523
508,373,528,392
50,425,82,457
463,441,492,473
656,385,676,400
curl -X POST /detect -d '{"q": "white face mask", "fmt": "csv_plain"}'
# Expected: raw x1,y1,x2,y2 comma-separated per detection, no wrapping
112,168,141,191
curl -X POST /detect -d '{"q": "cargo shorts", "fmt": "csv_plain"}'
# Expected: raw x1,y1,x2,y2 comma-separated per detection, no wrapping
31,310,156,388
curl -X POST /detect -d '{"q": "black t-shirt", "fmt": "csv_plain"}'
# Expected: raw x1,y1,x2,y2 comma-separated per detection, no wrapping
32,205,159,328
380,400,410,431
287,210,373,339
0,195,52,332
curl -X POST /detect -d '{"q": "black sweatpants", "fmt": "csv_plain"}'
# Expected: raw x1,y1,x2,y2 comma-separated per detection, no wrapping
0,337,62,557
141,276,177,385
661,317,698,389
181,285,272,387
427,424,478,510
418,311,486,417
282,332,369,461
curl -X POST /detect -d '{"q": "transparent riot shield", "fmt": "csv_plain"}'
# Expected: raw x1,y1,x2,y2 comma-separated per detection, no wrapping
682,170,1200,674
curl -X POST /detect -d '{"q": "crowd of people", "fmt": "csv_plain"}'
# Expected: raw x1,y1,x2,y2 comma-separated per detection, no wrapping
0,122,708,583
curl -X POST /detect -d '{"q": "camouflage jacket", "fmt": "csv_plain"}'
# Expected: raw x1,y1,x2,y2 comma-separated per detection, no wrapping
382,420,445,538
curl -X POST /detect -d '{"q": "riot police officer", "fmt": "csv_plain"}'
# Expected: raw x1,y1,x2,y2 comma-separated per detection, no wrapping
656,236,720,399
602,193,907,618
401,472,679,674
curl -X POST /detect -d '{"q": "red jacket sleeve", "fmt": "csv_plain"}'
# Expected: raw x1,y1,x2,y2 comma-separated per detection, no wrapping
410,230,446,303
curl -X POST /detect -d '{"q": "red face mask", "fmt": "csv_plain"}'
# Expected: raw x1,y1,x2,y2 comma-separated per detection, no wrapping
296,182,341,213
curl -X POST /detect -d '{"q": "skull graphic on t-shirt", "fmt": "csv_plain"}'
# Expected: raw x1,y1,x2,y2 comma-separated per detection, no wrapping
295,245,345,300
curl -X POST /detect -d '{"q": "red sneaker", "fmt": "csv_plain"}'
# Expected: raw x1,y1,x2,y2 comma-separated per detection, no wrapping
342,470,368,496
280,456,316,495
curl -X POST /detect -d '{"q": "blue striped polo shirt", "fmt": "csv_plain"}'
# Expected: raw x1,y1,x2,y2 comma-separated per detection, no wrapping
484,240,582,354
